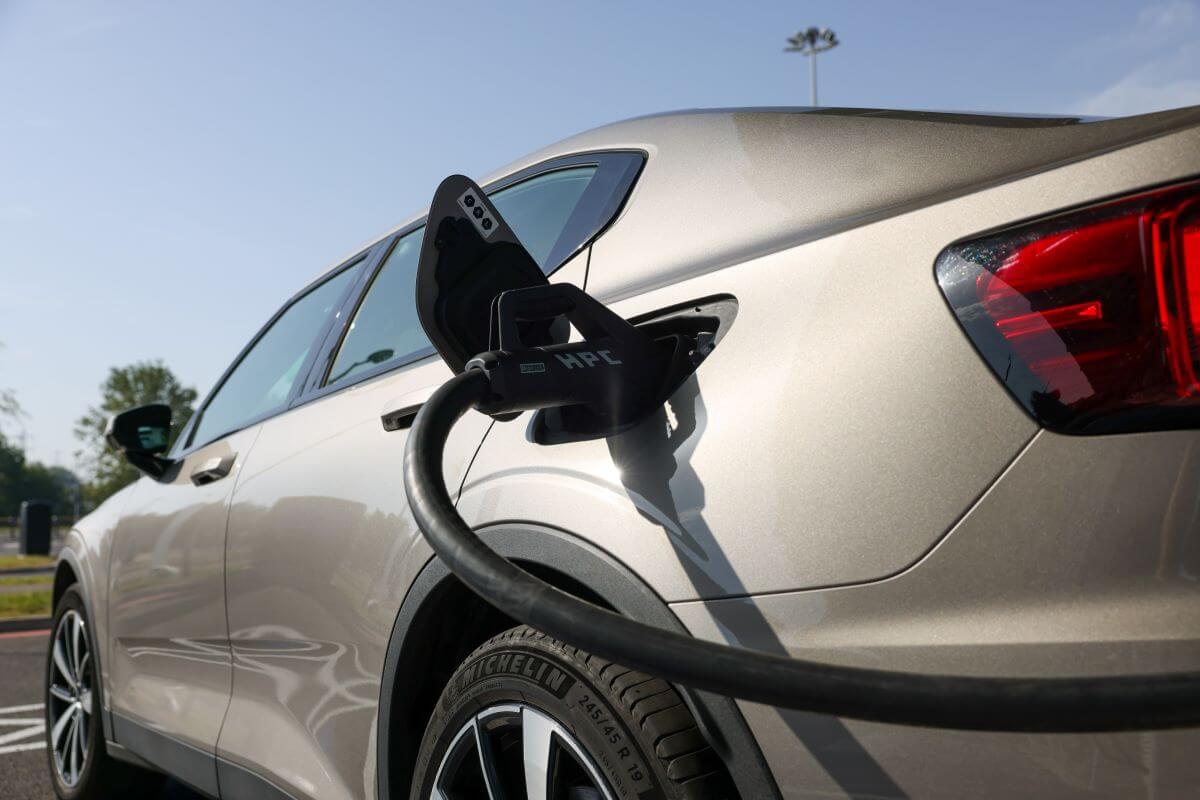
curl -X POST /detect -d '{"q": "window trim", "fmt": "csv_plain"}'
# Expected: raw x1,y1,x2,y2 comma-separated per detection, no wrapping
532,153,644,273
295,223,436,409
175,245,384,455
176,149,645,453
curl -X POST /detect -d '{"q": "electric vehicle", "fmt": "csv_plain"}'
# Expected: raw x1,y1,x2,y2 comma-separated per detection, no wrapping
47,105,1200,800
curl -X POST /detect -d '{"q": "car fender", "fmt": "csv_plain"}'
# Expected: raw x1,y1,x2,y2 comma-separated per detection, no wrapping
376,523,781,800
55,480,142,741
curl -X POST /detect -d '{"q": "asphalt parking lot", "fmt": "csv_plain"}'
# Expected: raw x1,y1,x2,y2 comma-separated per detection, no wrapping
0,629,202,800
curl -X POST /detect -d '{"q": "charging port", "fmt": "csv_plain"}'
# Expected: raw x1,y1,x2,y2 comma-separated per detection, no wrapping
531,294,738,444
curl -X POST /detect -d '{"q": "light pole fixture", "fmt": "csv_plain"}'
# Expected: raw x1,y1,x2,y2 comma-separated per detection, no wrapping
784,27,839,107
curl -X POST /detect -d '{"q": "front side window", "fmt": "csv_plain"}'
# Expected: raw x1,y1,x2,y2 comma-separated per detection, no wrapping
326,232,426,388
191,263,359,445
324,166,600,388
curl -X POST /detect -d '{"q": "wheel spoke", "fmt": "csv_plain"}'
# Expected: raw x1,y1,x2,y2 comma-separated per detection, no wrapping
50,704,76,751
52,639,76,692
78,704,88,760
433,702,615,800
71,614,83,680
521,708,557,800
68,714,80,783
472,718,499,800
47,610,93,788
77,712,85,779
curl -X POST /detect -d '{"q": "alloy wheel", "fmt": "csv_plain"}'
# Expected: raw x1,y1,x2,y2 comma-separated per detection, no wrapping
432,703,615,800
48,609,93,788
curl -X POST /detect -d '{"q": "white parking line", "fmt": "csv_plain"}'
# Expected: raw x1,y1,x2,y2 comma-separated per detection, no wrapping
0,704,45,755
0,725,43,745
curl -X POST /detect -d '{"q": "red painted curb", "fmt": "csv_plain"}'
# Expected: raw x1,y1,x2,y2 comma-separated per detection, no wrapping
0,628,48,640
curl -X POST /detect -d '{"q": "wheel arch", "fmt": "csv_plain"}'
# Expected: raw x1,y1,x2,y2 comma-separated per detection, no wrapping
375,522,780,800
52,540,120,744
52,558,78,610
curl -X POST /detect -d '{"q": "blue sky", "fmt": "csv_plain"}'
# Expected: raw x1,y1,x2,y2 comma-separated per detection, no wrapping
2,0,1199,471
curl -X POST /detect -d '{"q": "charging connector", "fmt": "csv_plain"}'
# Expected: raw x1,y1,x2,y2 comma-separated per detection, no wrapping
465,283,667,422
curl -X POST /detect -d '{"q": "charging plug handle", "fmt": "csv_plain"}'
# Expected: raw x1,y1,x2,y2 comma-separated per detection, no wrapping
467,283,666,418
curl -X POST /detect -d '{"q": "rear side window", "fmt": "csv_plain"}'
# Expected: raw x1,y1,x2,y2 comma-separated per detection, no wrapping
191,263,359,445
325,166,603,388
492,166,596,269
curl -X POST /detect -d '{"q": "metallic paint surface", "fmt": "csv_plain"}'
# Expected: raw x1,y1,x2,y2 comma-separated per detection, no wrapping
462,111,1200,599
461,226,1037,598
216,358,488,800
673,429,1200,798
106,427,261,752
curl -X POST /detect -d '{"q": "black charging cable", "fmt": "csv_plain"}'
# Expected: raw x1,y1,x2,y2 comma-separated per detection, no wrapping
404,369,1200,732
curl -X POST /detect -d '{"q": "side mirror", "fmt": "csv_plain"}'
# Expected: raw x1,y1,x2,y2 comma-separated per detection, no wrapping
415,175,567,372
105,404,175,479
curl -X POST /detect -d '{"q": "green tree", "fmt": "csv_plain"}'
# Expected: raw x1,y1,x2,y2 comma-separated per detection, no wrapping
74,360,197,506
20,463,81,516
0,434,26,518
0,341,80,519
0,341,24,439
0,437,78,518
0,390,19,429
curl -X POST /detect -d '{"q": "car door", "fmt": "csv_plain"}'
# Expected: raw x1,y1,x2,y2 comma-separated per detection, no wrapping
217,154,642,800
106,258,364,794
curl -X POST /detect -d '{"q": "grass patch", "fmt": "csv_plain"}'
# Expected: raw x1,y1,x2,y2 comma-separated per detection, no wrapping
0,574,53,588
0,589,51,619
0,554,55,571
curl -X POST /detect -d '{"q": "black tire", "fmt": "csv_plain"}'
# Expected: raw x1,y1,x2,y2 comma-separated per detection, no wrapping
45,586,165,800
411,625,736,800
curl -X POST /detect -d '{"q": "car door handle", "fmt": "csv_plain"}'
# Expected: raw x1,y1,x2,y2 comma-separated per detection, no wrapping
190,453,236,486
381,403,423,432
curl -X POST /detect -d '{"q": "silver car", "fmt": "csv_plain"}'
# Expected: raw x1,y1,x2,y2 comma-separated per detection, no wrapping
47,105,1200,800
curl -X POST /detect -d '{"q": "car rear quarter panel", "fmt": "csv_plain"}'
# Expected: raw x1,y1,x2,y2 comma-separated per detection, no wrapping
457,118,1200,797
459,117,1200,603
675,427,1200,799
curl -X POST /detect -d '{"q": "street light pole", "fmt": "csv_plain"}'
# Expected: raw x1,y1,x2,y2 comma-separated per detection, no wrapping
785,27,839,107
810,46,818,107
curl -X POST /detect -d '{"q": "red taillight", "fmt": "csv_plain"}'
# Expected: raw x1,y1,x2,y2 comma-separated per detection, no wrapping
1154,199,1200,395
936,181,1200,433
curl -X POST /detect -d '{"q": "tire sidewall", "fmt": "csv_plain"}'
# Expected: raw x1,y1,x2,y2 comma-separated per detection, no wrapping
412,639,668,800
45,587,102,800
